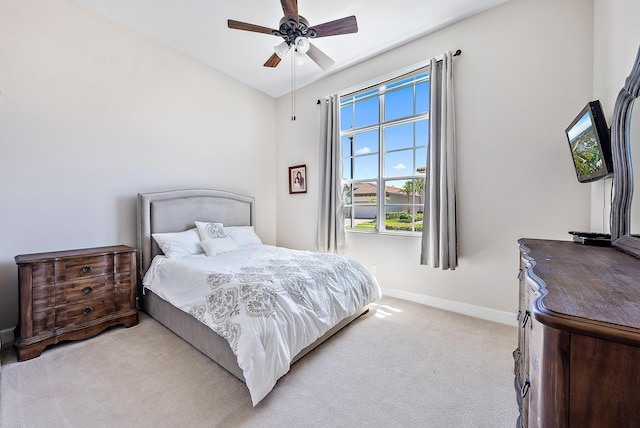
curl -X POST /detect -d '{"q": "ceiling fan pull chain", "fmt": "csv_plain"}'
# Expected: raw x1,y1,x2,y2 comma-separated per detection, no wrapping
291,49,296,121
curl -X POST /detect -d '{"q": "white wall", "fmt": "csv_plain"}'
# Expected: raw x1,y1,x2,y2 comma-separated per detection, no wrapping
590,0,640,231
275,0,595,321
0,0,277,332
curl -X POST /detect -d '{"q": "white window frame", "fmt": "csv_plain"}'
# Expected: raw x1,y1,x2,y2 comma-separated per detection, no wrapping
340,63,430,235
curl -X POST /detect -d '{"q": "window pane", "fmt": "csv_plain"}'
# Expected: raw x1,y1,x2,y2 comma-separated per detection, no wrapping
340,104,353,131
352,181,378,205
354,130,378,155
354,97,379,128
353,154,378,180
385,149,414,178
353,205,377,230
385,178,425,207
416,119,428,147
416,81,430,114
385,205,415,232
385,86,414,121
351,181,378,230
385,179,411,204
384,122,414,152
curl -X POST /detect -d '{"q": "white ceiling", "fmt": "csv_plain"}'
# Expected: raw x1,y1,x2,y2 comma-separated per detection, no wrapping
72,0,509,98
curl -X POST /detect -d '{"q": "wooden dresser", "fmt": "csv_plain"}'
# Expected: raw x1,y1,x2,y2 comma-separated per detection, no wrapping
14,245,139,361
515,239,640,427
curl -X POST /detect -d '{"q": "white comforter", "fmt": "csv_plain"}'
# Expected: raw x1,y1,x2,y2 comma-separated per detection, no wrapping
142,244,381,405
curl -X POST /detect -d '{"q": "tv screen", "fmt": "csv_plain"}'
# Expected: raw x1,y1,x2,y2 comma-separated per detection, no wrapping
565,100,613,183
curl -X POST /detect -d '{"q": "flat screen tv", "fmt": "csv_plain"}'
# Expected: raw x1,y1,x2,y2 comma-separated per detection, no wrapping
564,100,613,183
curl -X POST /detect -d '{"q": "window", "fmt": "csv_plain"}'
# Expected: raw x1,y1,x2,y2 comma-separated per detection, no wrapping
341,68,429,233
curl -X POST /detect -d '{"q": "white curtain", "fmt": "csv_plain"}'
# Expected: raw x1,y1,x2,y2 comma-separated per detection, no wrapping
316,94,346,253
420,52,458,269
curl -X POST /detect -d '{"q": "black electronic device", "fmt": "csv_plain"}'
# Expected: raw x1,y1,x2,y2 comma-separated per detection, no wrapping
564,100,613,183
568,230,611,246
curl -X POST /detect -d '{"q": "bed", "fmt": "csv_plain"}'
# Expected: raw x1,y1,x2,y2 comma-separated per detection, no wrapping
136,188,380,405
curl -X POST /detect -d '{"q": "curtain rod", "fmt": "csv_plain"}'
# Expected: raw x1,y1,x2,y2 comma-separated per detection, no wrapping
317,49,462,104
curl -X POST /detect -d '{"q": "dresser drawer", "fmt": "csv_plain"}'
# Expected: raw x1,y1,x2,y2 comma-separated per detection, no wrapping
55,255,112,282
56,298,115,329
55,275,113,305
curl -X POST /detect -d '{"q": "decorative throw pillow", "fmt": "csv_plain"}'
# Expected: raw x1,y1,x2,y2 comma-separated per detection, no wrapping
152,228,203,258
195,221,227,240
199,237,238,256
224,226,263,247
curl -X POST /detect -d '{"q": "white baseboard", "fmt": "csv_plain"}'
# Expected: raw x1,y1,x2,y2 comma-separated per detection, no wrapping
1,328,14,349
382,287,517,327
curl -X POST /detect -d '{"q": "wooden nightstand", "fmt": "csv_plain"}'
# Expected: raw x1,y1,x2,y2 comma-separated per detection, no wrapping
14,245,139,361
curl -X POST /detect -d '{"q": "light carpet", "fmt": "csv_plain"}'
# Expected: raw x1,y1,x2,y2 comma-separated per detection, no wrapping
1,296,518,427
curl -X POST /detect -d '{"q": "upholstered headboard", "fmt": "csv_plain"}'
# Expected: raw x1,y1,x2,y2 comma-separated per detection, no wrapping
136,188,255,278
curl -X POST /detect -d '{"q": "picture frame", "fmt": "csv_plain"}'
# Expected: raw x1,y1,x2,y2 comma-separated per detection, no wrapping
288,164,307,194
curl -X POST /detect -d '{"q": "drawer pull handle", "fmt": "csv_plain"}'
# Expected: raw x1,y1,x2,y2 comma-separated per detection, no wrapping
82,286,94,295
517,269,523,280
521,310,531,328
82,307,94,315
81,265,92,274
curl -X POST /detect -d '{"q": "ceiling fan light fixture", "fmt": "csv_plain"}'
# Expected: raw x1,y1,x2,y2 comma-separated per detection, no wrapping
274,41,291,58
294,36,310,54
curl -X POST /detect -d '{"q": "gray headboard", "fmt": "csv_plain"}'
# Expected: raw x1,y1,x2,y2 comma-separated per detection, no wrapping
137,188,255,278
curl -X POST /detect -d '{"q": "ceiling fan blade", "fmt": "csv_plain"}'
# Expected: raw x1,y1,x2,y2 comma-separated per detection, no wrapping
280,0,299,23
309,15,358,38
307,43,335,70
264,53,283,68
228,19,279,35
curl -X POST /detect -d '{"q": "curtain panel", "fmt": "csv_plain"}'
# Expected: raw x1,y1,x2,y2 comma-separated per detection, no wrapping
316,94,346,253
420,52,458,270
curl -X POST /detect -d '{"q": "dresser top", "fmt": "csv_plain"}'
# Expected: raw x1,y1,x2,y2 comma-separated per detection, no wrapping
519,238,640,333
15,245,135,264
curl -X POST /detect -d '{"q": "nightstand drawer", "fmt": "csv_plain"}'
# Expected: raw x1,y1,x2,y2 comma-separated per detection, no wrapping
55,255,112,282
56,298,114,328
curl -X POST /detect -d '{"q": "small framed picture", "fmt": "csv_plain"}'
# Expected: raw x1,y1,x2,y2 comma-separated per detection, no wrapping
289,164,307,194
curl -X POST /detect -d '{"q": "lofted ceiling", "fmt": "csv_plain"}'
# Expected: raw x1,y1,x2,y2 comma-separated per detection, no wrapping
72,0,509,98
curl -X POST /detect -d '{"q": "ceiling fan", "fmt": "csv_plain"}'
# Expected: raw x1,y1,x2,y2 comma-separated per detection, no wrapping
227,0,358,70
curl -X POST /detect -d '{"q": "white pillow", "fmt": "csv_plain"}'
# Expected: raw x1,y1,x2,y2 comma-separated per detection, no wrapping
152,228,203,258
195,221,227,240
199,237,238,256
224,226,262,247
